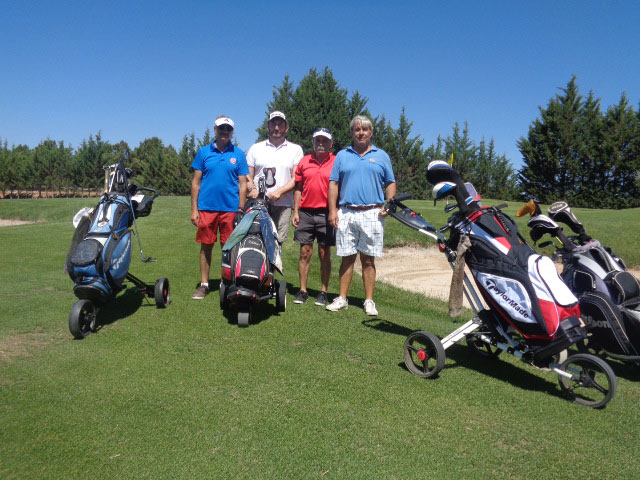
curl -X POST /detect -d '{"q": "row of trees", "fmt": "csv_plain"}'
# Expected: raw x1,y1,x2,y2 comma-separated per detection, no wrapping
518,76,640,208
254,67,518,200
1,69,638,207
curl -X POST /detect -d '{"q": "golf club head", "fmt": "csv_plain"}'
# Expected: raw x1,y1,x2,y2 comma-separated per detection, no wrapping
432,181,457,201
516,199,542,217
548,201,584,234
527,214,560,242
427,161,476,213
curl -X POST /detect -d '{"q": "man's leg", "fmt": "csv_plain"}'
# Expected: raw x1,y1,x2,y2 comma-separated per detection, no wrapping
339,253,357,299
193,211,218,299
318,244,332,292
200,243,214,285
359,252,376,300
269,205,292,243
298,244,313,292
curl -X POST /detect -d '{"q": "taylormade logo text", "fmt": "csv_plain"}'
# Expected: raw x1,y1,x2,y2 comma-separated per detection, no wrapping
485,278,530,319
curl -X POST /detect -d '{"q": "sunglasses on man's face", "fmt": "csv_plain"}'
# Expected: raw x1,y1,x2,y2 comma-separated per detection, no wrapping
218,125,233,132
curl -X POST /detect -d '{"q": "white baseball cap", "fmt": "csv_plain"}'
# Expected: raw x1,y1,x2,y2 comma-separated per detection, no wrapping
312,127,332,140
268,111,287,122
214,117,234,128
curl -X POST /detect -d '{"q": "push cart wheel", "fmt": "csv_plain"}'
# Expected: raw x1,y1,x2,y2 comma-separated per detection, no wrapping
557,353,617,408
154,277,170,308
403,331,446,378
276,280,287,312
69,300,96,339
238,306,251,327
465,333,502,359
219,281,228,310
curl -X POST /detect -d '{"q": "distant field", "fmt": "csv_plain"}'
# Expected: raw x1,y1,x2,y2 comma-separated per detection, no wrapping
1,197,640,479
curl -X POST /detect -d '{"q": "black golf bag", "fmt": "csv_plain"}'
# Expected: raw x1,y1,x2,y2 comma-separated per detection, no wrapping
523,200,640,361
428,162,584,353
222,212,272,295
220,180,286,327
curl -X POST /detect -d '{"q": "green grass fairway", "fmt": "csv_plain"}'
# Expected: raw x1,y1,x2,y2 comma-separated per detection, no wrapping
2,197,640,479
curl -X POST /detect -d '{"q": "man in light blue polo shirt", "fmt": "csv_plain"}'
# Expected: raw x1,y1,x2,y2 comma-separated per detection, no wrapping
190,115,249,299
326,115,396,315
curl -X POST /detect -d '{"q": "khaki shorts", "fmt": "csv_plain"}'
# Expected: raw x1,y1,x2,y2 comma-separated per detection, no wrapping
268,205,292,243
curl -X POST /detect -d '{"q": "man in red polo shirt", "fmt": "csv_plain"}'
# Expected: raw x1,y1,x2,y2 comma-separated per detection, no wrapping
291,128,336,306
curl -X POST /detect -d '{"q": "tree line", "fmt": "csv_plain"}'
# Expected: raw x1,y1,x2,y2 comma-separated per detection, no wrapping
1,69,638,207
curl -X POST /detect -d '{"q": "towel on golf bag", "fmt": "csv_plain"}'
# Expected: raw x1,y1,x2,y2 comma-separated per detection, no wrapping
449,234,471,317
223,209,282,274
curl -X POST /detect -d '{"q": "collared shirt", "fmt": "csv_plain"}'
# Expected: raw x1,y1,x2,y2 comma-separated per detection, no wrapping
246,139,303,207
295,152,336,209
329,144,395,206
191,142,249,212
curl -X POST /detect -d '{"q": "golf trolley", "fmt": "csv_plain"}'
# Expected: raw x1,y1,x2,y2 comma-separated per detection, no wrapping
65,159,170,339
220,178,286,327
384,161,617,408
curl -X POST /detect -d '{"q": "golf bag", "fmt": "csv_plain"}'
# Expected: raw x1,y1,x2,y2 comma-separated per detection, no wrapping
386,162,617,408
427,161,585,356
222,212,272,294
65,160,169,339
522,200,640,361
220,179,286,326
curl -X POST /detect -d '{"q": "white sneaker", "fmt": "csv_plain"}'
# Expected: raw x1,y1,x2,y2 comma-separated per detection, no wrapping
363,299,378,316
326,296,348,311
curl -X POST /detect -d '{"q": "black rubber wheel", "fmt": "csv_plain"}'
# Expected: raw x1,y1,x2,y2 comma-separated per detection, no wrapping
69,300,96,339
465,333,502,359
403,331,446,378
276,280,287,312
219,281,228,310
238,306,251,327
558,353,617,408
154,277,170,308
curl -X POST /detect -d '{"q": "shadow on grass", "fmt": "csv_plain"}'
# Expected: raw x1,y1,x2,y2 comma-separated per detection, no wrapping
93,287,145,332
362,318,415,337
595,356,640,382
443,344,560,396
368,318,561,398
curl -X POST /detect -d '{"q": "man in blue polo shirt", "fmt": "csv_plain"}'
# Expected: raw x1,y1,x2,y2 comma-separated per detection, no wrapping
190,115,249,299
326,115,396,315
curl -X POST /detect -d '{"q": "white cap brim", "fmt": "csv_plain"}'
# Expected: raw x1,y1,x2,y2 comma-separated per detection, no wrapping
214,117,234,128
312,131,332,140
269,111,286,122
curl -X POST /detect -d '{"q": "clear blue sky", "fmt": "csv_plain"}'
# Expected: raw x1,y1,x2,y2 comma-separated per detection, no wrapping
1,1,638,170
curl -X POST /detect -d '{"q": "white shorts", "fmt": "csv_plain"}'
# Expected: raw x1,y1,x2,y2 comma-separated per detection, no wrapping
336,207,385,257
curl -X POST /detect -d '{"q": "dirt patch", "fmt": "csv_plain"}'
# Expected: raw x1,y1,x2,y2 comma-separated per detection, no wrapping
0,327,59,362
0,218,35,227
354,245,470,306
356,245,640,309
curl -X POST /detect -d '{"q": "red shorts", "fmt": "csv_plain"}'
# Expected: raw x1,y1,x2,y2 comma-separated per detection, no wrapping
196,211,236,245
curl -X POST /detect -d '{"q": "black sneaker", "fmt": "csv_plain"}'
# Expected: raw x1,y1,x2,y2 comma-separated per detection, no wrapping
293,290,309,304
314,291,328,306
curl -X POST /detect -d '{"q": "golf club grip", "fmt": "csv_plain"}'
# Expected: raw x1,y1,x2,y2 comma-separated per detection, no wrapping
392,193,412,203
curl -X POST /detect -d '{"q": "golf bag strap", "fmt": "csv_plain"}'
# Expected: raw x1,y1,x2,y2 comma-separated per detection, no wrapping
449,234,472,317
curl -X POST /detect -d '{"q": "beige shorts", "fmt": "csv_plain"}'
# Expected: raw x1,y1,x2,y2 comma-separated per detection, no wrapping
268,205,292,243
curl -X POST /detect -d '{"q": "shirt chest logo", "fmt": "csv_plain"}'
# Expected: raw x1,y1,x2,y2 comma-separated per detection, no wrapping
369,157,376,163
229,157,237,165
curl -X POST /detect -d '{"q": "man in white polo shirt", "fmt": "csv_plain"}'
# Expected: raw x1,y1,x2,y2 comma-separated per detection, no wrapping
246,111,303,242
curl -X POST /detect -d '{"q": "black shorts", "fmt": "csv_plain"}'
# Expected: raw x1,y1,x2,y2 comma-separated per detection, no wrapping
294,208,336,246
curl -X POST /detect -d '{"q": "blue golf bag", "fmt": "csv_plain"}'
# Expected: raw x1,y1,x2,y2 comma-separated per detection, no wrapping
65,160,170,339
